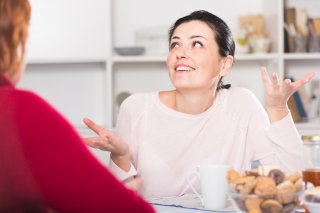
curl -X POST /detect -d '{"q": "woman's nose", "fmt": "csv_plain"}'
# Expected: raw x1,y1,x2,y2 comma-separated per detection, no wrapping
176,47,189,59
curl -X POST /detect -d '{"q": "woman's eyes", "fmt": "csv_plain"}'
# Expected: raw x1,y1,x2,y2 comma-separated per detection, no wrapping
169,41,203,49
193,41,203,47
170,42,179,49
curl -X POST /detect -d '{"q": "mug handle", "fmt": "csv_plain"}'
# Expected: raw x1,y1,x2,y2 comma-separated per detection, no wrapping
186,171,204,206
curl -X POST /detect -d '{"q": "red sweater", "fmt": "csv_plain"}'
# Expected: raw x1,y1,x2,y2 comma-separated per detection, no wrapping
0,75,155,213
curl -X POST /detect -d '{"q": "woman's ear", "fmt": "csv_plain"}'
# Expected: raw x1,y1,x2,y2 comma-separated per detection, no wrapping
219,55,233,77
9,42,27,85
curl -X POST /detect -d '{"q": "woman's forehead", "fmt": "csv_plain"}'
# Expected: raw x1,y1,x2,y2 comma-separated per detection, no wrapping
171,20,215,40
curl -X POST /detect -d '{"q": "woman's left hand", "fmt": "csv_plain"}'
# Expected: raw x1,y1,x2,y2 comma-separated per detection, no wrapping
261,66,315,122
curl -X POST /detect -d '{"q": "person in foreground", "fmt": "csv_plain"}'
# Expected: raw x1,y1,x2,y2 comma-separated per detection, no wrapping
0,0,155,212
84,10,315,198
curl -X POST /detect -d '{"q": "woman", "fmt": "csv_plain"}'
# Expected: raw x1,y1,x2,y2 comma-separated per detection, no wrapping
84,10,315,198
0,0,155,212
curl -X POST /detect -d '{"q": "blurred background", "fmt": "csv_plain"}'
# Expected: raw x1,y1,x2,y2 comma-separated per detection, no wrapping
21,0,320,165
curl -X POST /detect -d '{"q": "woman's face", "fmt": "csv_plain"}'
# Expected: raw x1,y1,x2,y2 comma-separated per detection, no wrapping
167,20,225,92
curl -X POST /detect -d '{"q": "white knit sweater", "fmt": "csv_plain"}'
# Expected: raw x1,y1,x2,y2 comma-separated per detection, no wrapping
109,87,303,198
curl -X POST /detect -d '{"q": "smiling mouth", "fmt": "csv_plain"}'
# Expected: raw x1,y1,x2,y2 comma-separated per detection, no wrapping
175,66,195,72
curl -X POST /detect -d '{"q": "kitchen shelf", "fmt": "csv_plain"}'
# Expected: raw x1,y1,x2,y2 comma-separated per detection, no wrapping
283,53,320,60
235,53,279,61
27,58,107,64
111,55,166,63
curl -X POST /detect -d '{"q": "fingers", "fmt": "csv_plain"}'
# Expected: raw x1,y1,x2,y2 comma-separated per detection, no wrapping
282,78,292,93
291,71,316,91
261,67,280,89
83,137,108,145
260,67,270,83
83,137,111,151
83,118,106,136
83,117,94,128
271,72,279,86
302,71,316,83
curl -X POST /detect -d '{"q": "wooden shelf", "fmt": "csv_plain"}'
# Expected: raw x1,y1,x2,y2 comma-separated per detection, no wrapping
235,53,279,61
111,55,166,63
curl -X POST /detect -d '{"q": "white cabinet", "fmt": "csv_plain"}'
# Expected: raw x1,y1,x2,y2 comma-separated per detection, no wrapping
22,0,320,136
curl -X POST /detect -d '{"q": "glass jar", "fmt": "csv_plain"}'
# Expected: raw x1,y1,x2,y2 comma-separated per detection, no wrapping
302,135,320,187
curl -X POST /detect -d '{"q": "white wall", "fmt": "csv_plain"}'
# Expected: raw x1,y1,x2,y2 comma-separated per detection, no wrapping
19,63,107,127
21,0,112,166
27,0,111,61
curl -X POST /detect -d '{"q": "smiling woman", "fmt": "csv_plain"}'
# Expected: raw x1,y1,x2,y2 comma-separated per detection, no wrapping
84,10,315,199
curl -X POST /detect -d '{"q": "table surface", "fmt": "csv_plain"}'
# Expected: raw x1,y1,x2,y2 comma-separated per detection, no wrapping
149,194,235,213
154,204,307,213
153,204,228,213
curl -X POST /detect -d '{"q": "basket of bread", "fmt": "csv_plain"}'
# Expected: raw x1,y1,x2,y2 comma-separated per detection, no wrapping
227,166,303,213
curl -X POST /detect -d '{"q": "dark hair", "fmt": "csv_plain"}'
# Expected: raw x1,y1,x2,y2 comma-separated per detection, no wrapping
168,10,235,90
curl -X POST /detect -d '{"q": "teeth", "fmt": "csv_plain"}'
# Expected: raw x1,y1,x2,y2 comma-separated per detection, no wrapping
176,66,195,71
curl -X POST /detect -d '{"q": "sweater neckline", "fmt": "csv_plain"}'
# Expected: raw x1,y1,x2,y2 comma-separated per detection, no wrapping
152,90,222,118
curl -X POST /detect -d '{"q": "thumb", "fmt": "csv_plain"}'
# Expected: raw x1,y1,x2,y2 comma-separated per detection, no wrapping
83,117,93,127
83,118,105,135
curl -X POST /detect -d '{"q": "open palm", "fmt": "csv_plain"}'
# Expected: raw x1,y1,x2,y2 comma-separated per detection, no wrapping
83,118,129,157
261,66,315,110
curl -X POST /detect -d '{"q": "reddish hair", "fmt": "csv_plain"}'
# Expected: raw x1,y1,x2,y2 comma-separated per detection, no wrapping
0,0,31,75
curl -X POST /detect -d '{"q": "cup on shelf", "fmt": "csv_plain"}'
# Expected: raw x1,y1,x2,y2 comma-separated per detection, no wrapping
249,37,271,53
186,164,230,210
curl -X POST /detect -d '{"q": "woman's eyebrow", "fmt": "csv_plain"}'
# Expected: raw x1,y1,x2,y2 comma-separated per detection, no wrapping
171,35,208,41
190,35,208,41
171,36,180,40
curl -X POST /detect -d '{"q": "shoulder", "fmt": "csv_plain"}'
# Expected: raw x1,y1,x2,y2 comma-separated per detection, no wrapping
116,92,156,130
120,92,154,110
221,87,263,111
13,89,77,132
227,87,258,102
5,89,52,112
14,89,61,115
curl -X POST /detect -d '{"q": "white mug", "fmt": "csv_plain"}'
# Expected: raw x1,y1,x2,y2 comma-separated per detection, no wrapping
187,164,230,210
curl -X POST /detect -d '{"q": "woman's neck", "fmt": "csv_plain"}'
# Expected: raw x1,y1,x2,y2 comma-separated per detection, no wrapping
167,89,217,114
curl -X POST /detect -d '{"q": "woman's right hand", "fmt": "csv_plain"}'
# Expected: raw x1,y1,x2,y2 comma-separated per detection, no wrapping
83,118,131,171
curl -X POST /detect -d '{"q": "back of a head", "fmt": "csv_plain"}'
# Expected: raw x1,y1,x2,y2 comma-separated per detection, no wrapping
0,0,31,80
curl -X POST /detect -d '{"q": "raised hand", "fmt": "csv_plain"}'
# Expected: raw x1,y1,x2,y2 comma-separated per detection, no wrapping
260,67,315,122
83,118,131,171
83,118,129,156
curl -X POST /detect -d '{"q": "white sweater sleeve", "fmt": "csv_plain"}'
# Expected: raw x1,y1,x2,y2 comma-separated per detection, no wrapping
264,113,303,172
109,160,137,181
245,93,303,173
225,88,302,174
